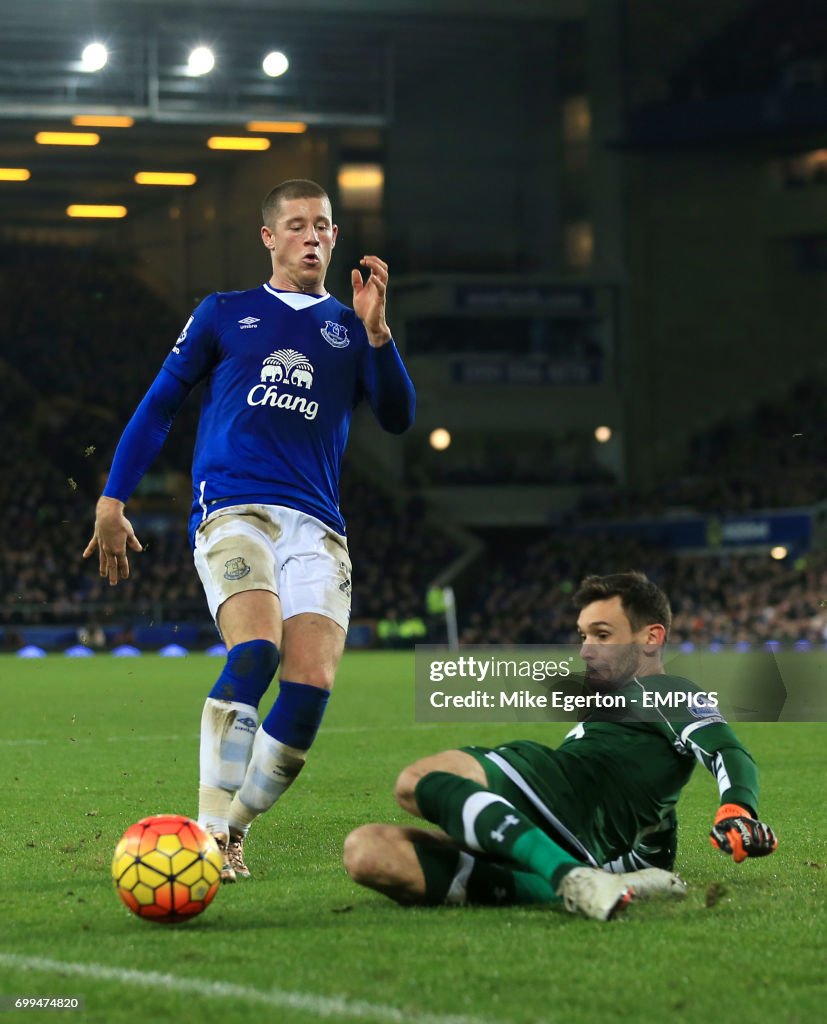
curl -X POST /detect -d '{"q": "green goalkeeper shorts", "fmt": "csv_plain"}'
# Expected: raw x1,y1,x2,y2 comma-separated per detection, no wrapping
461,740,603,866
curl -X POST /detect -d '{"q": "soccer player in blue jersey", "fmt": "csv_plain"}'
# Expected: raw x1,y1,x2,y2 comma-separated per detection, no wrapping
84,179,415,881
343,572,777,920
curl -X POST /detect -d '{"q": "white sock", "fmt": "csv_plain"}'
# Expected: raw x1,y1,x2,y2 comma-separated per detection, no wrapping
198,785,232,838
227,727,307,834
198,698,258,834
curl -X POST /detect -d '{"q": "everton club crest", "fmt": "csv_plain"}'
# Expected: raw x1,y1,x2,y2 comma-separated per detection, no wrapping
321,321,350,348
224,557,251,581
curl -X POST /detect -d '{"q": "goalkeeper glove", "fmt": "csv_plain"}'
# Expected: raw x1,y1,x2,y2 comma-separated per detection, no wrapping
710,803,777,863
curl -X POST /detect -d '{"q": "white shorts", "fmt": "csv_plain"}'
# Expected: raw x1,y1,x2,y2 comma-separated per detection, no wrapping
193,504,352,632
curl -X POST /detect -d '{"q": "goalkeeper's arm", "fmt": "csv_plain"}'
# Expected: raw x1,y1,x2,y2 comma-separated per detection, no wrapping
682,722,777,862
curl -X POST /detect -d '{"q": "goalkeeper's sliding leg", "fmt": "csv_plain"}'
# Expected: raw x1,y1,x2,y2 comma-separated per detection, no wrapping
343,823,686,910
343,823,559,906
344,749,686,919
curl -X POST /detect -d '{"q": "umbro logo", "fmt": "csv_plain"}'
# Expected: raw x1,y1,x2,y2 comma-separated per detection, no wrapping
238,316,260,329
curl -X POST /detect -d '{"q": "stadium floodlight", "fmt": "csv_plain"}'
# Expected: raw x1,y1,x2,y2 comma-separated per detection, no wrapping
36,132,100,146
770,546,788,560
429,428,451,451
0,168,31,181
594,425,612,443
262,51,289,77
246,120,306,134
339,165,384,191
188,46,215,76
66,204,127,218
207,136,270,151
72,115,134,128
135,172,198,186
81,42,108,72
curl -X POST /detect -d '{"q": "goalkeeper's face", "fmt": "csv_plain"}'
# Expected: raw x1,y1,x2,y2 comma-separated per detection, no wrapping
577,595,665,686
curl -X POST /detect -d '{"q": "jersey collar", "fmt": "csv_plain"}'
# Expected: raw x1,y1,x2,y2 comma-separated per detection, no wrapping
262,282,330,310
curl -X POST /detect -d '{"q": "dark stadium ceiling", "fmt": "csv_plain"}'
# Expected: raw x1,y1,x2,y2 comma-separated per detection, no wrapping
0,0,580,234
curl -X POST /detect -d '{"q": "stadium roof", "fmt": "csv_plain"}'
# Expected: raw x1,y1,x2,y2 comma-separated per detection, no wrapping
0,0,577,235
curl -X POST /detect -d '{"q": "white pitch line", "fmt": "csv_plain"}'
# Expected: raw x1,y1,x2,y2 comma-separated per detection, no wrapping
0,953,491,1024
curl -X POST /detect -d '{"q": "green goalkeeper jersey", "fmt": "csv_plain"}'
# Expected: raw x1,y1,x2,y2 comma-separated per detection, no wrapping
484,672,759,865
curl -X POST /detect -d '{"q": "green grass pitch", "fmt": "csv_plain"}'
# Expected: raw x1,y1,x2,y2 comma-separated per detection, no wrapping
0,652,825,1024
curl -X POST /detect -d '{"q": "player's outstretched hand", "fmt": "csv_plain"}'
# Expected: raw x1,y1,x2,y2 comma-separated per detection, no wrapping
710,803,777,863
352,255,392,347
83,496,143,586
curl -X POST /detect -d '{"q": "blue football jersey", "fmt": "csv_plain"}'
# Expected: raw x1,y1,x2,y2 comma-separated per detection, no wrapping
161,283,406,541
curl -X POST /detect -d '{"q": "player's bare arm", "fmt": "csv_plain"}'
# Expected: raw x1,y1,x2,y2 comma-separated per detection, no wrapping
351,255,392,347
82,495,142,586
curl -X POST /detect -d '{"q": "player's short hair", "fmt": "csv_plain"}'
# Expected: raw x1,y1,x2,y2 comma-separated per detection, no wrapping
261,179,330,226
573,571,672,637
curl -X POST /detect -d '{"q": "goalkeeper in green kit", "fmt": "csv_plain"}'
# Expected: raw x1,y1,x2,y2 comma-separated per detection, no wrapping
343,572,777,921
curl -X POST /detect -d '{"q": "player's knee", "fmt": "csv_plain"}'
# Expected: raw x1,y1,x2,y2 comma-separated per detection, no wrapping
297,665,336,689
279,654,336,690
394,762,426,813
343,825,385,885
281,614,344,689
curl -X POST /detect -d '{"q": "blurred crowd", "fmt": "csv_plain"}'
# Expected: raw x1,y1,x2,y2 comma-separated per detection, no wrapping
667,0,827,103
0,245,195,496
0,247,458,639
410,432,616,488
0,446,457,635
581,378,827,520
2,245,826,648
457,533,827,646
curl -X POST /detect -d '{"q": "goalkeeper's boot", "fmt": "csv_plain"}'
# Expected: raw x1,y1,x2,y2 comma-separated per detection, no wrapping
227,828,251,880
557,867,635,921
615,867,686,900
212,833,237,884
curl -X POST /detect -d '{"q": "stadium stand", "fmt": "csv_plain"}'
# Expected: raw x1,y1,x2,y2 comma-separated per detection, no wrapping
455,532,827,646
2,246,826,650
580,376,827,520
667,0,827,103
452,369,827,645
0,246,460,647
